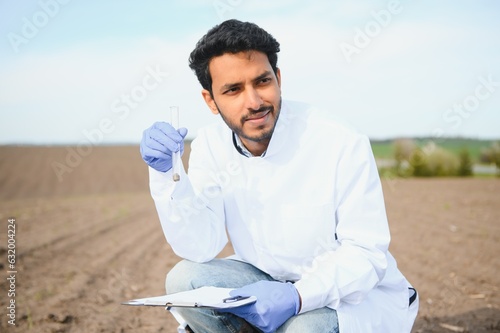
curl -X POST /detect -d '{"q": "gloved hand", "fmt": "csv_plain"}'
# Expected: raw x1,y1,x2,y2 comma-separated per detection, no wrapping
219,281,300,333
140,122,188,172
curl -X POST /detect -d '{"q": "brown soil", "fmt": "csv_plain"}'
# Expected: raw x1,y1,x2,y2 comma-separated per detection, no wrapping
0,146,498,333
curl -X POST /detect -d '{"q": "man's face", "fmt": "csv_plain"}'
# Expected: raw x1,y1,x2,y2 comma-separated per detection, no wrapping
202,51,282,155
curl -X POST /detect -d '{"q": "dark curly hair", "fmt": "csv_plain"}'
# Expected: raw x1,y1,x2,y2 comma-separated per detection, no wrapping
189,19,280,95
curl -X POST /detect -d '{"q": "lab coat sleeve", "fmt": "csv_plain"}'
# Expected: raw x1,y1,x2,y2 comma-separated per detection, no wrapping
294,134,390,313
148,130,228,262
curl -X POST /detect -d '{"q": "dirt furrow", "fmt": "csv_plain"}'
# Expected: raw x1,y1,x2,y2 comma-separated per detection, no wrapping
1,145,499,333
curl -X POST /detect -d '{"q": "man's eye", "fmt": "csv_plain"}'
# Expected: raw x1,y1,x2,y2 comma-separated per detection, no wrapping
223,87,239,95
259,77,271,84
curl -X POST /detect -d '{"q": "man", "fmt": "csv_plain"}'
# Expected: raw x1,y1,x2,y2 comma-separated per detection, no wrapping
140,19,418,333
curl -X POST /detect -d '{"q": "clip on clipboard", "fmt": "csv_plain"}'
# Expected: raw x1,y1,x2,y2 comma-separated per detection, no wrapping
122,286,256,310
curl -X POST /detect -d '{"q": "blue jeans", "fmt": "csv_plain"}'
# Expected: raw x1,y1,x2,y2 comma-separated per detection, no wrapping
166,258,339,333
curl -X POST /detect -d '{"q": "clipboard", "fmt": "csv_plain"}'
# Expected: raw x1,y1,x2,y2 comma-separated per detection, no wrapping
122,286,256,310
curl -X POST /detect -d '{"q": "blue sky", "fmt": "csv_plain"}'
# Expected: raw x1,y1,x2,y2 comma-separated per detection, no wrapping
0,0,499,144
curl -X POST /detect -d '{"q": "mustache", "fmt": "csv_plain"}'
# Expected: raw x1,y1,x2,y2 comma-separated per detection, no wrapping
242,105,273,121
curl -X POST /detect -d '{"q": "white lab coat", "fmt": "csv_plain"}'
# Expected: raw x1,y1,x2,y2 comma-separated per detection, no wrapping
149,100,418,332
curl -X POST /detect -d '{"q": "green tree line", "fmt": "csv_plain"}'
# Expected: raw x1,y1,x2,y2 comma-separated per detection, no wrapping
385,139,500,177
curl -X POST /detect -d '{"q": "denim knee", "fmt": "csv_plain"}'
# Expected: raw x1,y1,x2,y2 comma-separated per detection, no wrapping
277,307,339,333
165,259,197,294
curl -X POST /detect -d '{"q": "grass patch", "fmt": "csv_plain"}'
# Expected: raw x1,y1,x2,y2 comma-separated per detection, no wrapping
370,137,496,162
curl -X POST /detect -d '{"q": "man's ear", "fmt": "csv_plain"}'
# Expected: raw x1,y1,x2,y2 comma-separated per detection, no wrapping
201,89,219,115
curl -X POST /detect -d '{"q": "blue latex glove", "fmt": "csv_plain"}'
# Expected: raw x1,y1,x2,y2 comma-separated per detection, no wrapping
220,281,300,333
140,122,188,172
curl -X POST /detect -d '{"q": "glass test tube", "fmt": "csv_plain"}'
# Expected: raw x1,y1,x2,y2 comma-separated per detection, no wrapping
170,106,181,182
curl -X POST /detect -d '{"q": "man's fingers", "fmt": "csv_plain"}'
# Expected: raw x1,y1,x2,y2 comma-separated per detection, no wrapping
147,128,180,153
153,122,185,143
178,127,188,138
142,145,170,160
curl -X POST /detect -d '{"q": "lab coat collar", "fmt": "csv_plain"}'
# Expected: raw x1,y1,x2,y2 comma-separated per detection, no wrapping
264,101,291,157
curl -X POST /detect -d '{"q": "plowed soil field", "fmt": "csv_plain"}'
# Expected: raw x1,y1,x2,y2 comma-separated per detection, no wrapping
0,146,498,332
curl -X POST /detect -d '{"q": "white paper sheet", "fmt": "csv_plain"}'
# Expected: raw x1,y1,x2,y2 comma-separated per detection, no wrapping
122,286,256,309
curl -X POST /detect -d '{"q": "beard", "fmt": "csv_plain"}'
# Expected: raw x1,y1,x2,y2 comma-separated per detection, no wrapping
217,98,282,143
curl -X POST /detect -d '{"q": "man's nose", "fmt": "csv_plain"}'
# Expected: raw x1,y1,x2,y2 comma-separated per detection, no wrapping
245,87,263,111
